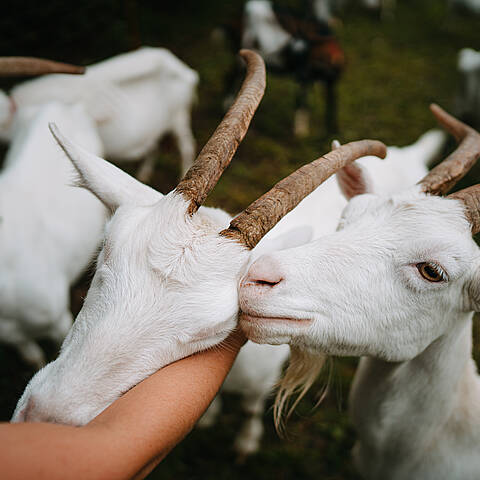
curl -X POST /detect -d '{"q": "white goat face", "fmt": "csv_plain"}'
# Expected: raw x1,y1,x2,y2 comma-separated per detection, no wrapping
12,141,248,425
240,187,480,362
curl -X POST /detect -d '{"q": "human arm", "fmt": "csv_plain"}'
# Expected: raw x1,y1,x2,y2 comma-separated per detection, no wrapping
0,329,246,480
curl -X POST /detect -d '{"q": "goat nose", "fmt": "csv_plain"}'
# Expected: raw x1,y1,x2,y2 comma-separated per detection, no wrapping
243,256,283,287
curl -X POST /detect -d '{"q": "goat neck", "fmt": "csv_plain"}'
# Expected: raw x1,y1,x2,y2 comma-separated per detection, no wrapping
350,314,480,480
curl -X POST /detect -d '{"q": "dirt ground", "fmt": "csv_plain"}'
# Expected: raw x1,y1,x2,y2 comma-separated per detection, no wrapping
0,1,479,478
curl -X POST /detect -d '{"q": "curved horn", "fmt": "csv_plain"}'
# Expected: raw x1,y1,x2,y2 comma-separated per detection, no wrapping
448,185,480,235
0,57,85,76
221,139,387,249
175,49,266,215
418,104,480,195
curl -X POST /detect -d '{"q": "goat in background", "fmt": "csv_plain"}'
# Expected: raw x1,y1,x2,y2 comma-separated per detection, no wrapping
456,47,480,128
222,0,345,137
0,57,106,368
0,47,198,181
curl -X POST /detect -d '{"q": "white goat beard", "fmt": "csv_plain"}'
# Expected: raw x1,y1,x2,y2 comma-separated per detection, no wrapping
273,346,327,432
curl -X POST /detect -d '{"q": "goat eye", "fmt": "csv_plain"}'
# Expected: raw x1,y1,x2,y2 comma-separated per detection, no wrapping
416,262,446,283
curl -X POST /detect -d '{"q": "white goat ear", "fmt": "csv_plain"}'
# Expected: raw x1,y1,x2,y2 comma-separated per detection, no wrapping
49,123,161,212
336,163,373,200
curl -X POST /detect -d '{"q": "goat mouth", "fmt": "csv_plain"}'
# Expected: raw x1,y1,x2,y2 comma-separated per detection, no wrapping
239,312,312,325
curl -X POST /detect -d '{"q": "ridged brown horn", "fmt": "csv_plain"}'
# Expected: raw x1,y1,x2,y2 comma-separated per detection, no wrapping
418,104,480,196
175,49,266,215
0,57,85,76
448,185,480,235
221,139,387,249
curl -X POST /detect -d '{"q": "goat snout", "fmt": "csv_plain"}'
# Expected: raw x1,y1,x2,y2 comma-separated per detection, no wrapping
242,256,283,288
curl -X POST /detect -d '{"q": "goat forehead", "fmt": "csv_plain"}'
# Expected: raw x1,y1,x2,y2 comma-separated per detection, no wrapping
99,194,245,288
104,197,194,258
343,190,470,232
275,194,476,271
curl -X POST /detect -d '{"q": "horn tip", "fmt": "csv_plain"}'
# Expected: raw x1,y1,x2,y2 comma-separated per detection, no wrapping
429,103,443,115
378,141,388,159
239,49,260,62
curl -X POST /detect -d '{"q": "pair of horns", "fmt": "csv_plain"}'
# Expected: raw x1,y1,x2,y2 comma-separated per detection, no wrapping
418,104,480,234
0,57,85,76
176,49,387,249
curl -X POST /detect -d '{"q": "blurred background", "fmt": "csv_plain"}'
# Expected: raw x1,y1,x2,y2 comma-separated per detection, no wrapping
0,0,479,478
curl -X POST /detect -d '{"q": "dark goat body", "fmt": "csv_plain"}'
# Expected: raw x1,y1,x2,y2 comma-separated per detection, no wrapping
223,1,345,135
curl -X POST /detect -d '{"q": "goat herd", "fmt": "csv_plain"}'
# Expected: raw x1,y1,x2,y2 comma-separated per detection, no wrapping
1,2,480,480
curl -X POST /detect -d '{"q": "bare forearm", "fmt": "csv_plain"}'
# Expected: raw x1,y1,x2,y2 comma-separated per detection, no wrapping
89,330,247,478
0,330,246,480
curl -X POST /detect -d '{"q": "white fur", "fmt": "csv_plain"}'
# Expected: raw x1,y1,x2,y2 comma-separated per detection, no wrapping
0,102,106,368
456,48,480,126
11,130,312,429
313,0,396,22
0,47,198,176
11,127,445,459
240,161,480,477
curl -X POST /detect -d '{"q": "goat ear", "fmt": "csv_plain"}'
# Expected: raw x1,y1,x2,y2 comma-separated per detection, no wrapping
50,123,161,212
336,163,373,200
332,139,373,200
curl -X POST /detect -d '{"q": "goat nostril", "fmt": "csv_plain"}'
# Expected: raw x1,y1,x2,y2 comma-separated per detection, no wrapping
244,256,283,287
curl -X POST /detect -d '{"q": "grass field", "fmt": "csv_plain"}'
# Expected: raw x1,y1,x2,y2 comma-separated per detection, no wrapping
0,1,479,478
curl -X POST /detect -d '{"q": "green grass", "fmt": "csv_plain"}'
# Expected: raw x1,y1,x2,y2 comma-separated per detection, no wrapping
0,1,479,478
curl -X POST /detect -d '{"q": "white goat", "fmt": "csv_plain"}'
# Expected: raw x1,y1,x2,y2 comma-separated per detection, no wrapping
0,47,198,179
313,0,396,23
239,105,480,479
199,128,445,458
11,51,386,437
456,47,480,127
449,0,480,14
0,101,106,368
